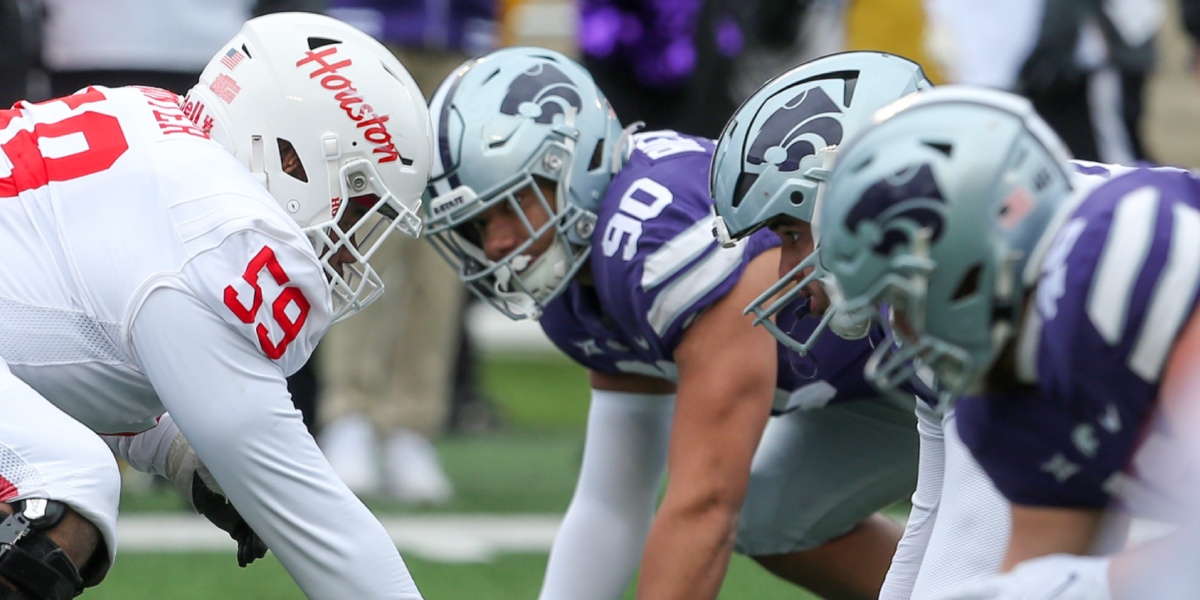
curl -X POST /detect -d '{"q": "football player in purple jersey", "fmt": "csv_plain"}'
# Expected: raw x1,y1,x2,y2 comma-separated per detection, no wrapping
815,84,1200,599
424,47,929,599
710,53,1019,599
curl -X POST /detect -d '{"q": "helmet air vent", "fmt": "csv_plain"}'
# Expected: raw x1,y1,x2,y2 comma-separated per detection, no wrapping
953,264,982,302
380,62,403,83
732,172,758,208
842,74,860,105
923,141,953,157
795,70,859,104
241,44,253,58
307,36,341,50
588,140,605,172
277,138,309,182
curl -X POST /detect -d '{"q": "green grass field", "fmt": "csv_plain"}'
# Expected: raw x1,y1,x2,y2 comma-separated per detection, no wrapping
89,552,812,599
99,352,824,599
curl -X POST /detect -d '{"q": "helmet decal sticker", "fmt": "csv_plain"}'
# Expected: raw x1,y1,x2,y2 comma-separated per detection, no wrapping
844,163,947,255
296,45,411,166
747,86,844,173
499,63,583,125
209,73,242,104
220,46,247,71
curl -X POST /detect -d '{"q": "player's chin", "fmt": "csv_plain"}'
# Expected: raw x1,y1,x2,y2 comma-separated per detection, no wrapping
325,263,346,283
804,290,830,316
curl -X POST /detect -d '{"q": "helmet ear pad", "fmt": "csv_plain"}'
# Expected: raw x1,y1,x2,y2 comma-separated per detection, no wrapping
183,13,434,322
423,47,625,320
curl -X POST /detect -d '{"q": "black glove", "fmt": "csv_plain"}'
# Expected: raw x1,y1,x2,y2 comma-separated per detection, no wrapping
166,432,269,567
189,472,269,567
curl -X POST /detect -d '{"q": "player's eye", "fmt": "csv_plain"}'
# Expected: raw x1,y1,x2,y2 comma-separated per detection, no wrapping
457,218,486,247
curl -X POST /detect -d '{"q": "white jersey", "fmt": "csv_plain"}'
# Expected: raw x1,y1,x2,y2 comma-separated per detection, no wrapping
0,84,329,433
0,86,420,599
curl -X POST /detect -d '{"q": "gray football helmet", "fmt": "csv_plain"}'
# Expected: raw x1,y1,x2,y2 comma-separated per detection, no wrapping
710,51,931,354
424,47,626,320
817,86,1075,400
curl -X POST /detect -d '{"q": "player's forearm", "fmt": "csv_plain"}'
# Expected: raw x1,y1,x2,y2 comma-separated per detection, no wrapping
635,499,739,600
540,496,652,600
541,388,674,600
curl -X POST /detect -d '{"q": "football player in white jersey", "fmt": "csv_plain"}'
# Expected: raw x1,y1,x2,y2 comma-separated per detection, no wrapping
0,12,432,600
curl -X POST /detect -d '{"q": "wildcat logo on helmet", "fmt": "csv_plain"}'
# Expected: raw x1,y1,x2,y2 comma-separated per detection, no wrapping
747,86,844,173
844,163,947,255
499,63,582,125
296,45,412,166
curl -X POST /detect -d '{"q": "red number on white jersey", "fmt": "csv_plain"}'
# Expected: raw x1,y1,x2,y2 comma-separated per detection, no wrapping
0,88,130,195
223,246,312,360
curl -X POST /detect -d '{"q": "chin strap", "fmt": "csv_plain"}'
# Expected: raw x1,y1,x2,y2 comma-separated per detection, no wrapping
611,122,643,174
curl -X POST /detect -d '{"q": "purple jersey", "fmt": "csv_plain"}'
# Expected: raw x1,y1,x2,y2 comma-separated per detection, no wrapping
957,166,1200,508
540,131,887,412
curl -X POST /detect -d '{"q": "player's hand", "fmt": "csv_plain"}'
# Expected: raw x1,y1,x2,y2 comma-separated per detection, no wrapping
930,554,1112,600
188,472,269,567
165,432,269,567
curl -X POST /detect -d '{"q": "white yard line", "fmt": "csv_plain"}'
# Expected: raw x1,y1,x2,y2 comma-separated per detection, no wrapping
117,512,1175,563
117,514,561,563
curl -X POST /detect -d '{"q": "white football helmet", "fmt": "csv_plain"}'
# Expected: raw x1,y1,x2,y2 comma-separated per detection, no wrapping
183,12,434,322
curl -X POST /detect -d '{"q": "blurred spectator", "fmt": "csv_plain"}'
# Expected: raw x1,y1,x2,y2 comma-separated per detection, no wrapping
1187,0,1200,76
40,0,325,98
1017,0,1158,163
846,0,945,82
923,0,1200,164
578,0,745,138
0,0,43,106
730,0,822,109
317,0,498,505
731,0,947,123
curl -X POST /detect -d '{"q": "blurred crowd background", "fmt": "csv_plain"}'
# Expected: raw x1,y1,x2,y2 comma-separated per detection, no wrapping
5,0,1200,510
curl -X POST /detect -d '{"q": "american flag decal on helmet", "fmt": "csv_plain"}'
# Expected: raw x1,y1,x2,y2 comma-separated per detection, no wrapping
220,47,245,70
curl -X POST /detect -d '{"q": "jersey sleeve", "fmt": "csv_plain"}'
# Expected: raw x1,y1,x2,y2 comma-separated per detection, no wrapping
540,133,779,381
181,229,332,377
129,286,421,599
961,169,1200,509
589,140,779,359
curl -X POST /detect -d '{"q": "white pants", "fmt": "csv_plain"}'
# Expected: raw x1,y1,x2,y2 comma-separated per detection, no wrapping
736,392,919,555
0,357,121,564
880,402,1011,599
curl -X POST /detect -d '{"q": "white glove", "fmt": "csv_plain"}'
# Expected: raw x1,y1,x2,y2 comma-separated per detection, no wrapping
930,554,1112,600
